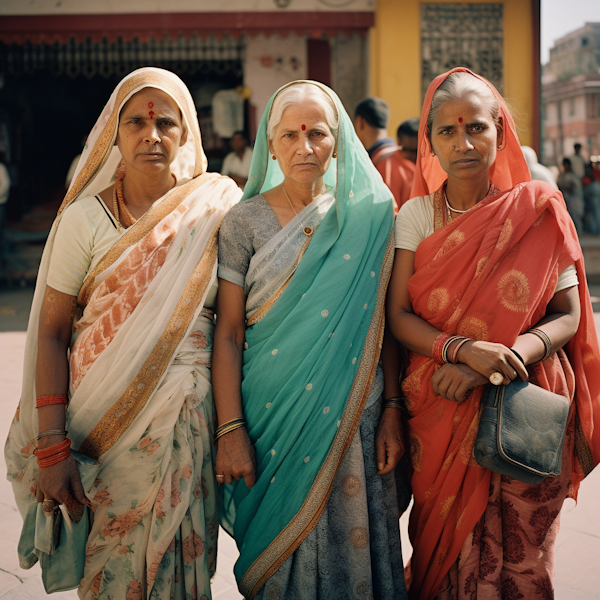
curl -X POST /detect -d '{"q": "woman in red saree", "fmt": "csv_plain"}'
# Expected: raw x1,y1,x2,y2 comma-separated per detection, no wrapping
387,68,600,599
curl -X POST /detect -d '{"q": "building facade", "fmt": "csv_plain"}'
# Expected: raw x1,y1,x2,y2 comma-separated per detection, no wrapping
0,0,540,214
542,22,600,165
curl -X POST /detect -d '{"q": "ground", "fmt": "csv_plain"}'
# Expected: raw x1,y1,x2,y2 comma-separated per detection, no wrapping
0,284,599,599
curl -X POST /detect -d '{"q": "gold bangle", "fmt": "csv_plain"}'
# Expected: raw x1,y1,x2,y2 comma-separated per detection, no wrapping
383,397,407,411
528,328,552,361
214,422,246,443
215,417,246,435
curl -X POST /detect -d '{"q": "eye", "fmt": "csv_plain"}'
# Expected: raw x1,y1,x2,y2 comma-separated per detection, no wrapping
312,131,325,138
160,120,176,127
128,118,143,125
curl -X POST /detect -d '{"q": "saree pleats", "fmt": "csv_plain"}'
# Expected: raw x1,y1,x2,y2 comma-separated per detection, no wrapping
402,182,600,599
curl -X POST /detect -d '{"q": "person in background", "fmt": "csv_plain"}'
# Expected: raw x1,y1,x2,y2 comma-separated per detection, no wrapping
396,117,420,164
0,151,11,268
354,98,415,213
521,145,558,189
569,142,586,179
221,130,253,189
558,157,584,234
582,161,600,235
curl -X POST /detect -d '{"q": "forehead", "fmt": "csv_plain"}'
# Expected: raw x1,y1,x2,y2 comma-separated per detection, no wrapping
434,94,493,124
279,101,330,128
121,87,180,115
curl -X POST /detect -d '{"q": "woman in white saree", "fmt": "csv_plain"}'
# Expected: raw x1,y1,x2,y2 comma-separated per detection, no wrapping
5,67,241,599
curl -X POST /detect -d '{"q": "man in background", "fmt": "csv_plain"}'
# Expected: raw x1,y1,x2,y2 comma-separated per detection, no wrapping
569,143,586,179
396,117,420,165
221,131,253,189
354,98,415,213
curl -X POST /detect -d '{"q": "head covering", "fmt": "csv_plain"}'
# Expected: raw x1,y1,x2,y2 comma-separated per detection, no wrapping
411,67,531,198
62,67,207,215
221,81,395,598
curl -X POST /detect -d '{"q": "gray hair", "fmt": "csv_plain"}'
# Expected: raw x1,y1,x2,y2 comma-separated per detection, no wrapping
267,83,339,142
426,72,500,139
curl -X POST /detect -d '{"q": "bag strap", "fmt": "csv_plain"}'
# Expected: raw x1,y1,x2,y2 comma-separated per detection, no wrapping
371,144,402,167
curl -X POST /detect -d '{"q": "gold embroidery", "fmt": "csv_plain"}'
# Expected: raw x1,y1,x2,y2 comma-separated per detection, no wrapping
78,175,215,307
435,547,448,567
439,495,456,522
475,256,489,278
458,407,481,465
457,316,489,341
341,475,362,498
574,413,595,476
349,526,369,550
246,234,313,326
433,187,445,232
497,269,530,313
496,218,513,252
78,219,222,459
240,234,395,599
426,287,450,316
409,429,424,473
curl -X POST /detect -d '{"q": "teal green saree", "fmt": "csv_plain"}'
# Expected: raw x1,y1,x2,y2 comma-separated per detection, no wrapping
218,81,395,598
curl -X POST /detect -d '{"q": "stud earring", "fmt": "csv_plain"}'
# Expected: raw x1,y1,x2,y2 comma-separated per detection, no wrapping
497,143,503,150
272,155,276,160
431,151,435,157
332,151,337,159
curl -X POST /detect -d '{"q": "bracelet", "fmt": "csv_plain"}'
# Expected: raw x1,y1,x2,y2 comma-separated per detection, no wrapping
37,450,71,469
527,328,552,361
36,394,68,408
509,348,525,365
36,429,67,441
451,337,470,364
34,438,71,468
214,422,246,443
432,332,453,364
34,437,71,458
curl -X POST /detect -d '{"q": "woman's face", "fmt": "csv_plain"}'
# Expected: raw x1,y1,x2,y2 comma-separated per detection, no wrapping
269,100,336,185
116,87,187,176
430,93,502,183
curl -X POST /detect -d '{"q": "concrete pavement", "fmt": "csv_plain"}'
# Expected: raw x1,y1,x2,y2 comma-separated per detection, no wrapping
0,289,599,599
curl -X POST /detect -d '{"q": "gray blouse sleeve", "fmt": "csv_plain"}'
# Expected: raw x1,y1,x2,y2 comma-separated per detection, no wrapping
217,206,254,288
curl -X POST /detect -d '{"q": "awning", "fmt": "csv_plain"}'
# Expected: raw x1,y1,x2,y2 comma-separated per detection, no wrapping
0,11,375,44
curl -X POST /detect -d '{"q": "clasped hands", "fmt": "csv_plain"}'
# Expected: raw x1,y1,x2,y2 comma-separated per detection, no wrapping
432,340,528,403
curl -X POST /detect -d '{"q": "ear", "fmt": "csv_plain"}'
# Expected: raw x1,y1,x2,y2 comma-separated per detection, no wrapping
496,116,504,149
179,118,188,147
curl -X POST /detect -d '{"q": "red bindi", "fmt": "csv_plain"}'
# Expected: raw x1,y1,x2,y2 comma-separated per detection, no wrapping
458,117,463,123
301,124,306,131
148,102,154,108
148,102,154,119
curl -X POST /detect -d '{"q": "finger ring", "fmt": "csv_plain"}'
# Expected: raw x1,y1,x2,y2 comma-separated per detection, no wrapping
42,499,56,513
489,372,504,385
216,474,225,480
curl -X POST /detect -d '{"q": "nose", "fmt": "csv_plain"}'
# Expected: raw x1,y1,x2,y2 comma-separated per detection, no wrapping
296,134,313,155
455,130,474,152
144,123,161,145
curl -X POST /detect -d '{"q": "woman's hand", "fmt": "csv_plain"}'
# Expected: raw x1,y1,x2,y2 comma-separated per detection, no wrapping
215,427,257,488
35,453,92,516
375,408,405,475
456,340,528,385
431,363,489,402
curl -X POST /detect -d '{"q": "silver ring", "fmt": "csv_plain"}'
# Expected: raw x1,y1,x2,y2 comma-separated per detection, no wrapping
489,372,504,386
216,474,225,480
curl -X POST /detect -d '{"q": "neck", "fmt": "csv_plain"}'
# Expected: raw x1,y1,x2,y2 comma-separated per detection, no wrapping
445,174,491,211
237,149,245,159
362,128,388,151
122,169,175,208
282,178,326,207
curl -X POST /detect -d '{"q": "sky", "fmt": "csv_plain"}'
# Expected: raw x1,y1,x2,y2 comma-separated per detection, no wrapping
542,0,600,64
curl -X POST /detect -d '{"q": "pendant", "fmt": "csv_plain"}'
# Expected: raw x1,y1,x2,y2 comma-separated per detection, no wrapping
303,225,313,236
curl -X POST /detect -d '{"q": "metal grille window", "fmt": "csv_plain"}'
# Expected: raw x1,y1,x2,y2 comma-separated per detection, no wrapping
0,35,245,79
421,4,503,100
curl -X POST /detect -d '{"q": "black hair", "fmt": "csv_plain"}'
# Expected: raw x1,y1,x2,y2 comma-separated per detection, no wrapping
396,118,420,140
354,97,390,129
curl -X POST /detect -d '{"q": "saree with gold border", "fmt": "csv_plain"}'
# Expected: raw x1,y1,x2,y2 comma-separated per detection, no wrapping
5,67,241,599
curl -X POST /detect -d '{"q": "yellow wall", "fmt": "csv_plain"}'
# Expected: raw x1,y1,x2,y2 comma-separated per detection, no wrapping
370,0,535,146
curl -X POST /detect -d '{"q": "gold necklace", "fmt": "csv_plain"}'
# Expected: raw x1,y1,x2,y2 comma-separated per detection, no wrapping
445,181,494,220
282,184,313,236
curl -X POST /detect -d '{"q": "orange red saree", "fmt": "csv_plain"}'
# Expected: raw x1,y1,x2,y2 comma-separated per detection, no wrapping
402,181,600,599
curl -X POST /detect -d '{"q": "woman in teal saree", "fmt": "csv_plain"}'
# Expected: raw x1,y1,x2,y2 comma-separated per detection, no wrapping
213,81,408,599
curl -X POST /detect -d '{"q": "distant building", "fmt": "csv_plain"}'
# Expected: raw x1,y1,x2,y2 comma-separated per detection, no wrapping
542,23,600,165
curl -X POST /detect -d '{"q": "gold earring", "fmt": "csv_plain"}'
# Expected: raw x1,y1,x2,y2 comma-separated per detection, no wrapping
431,151,435,157
332,151,337,159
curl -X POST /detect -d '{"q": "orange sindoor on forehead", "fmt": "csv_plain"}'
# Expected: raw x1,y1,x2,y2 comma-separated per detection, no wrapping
148,101,154,119
301,124,306,131
458,117,463,123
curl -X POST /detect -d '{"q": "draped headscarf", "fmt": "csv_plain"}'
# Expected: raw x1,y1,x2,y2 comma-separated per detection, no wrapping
410,67,531,198
219,80,395,598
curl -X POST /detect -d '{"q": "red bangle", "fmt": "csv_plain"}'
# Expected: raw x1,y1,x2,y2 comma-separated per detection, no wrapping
34,438,71,459
36,394,68,408
432,332,452,365
451,337,471,364
37,449,71,468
